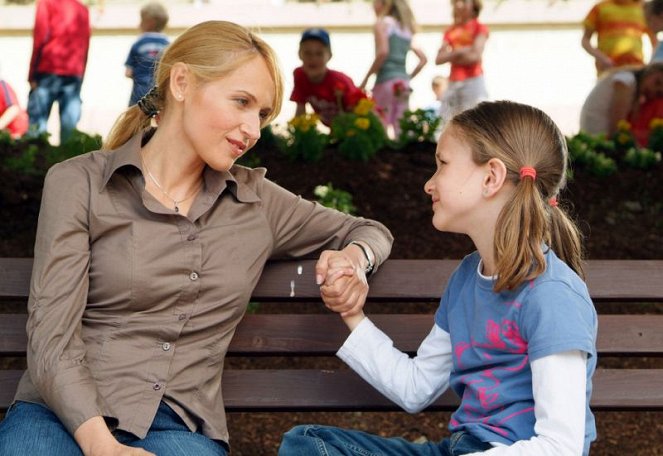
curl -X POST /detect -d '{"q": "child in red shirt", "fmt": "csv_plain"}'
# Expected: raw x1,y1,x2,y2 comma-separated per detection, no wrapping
290,28,365,127
0,78,28,139
435,0,489,123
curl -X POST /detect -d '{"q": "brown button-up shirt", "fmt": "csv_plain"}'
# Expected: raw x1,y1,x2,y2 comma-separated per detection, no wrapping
15,132,393,444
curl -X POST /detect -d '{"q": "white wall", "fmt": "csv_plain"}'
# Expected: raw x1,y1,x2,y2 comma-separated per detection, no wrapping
0,27,613,142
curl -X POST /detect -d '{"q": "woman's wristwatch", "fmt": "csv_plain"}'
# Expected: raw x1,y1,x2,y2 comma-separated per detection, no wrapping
349,241,374,275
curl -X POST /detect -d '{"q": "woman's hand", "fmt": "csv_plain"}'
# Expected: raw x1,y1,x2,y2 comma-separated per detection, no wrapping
315,246,370,320
75,416,155,456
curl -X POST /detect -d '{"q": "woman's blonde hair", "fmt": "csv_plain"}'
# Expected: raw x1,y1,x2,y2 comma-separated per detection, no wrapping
449,100,584,291
378,0,419,33
105,21,284,150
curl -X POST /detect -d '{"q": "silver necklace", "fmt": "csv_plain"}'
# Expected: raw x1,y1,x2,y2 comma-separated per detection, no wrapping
141,154,201,213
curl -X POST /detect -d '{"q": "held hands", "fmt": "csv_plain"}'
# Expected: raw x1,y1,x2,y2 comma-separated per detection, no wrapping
315,246,369,329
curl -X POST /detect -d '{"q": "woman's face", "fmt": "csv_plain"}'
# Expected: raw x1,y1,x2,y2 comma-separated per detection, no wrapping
179,56,276,171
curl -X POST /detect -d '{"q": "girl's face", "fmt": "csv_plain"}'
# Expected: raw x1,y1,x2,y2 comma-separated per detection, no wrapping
179,56,275,171
424,128,485,234
639,71,663,100
452,0,474,24
373,0,386,16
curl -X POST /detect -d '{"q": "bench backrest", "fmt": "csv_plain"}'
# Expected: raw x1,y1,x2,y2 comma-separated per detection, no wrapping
2,258,663,413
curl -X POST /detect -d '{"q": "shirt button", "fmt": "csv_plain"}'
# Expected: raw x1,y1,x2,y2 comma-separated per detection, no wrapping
162,342,171,351
153,383,161,391
189,272,199,281
178,314,187,321
187,234,197,241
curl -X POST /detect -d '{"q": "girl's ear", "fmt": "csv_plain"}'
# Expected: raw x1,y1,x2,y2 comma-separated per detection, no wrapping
482,157,508,198
169,62,190,101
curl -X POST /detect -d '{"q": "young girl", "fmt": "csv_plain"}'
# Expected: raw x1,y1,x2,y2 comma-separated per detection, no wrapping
279,101,598,455
435,0,489,124
360,0,427,138
580,62,663,145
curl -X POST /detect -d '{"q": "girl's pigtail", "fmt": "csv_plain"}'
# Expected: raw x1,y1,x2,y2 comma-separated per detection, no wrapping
494,173,547,291
548,200,585,279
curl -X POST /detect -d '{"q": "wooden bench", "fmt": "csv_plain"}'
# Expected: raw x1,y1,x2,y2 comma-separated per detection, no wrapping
2,257,663,418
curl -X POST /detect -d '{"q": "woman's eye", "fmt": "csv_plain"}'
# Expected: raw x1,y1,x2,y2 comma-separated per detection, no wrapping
236,98,249,106
259,110,270,120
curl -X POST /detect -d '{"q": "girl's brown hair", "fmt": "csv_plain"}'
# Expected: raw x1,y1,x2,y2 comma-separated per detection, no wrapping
105,21,284,150
450,100,584,291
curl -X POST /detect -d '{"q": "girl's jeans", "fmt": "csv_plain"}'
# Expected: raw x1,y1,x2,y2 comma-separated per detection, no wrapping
0,401,228,456
278,424,493,456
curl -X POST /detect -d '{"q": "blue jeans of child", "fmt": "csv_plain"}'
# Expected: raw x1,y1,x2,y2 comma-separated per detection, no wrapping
0,401,228,455
278,424,493,456
27,73,82,142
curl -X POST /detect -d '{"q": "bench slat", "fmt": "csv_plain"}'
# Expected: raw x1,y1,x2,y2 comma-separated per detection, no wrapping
3,258,663,302
2,314,662,357
2,369,661,412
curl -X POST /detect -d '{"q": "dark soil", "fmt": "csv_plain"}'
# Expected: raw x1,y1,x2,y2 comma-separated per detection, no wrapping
1,141,662,455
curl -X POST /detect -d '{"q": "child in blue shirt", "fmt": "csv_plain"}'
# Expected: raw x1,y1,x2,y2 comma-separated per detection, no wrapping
125,2,170,106
280,100,598,455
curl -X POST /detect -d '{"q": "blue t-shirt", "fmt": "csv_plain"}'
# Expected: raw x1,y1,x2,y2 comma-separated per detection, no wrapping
125,32,170,106
435,249,597,454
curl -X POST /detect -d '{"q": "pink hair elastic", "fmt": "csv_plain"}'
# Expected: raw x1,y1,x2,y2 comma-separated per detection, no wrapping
549,196,558,207
519,166,537,180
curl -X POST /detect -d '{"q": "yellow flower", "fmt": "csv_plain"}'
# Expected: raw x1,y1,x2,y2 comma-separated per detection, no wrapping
353,98,374,116
616,132,631,145
354,117,370,130
346,129,357,137
616,119,631,131
289,113,320,132
649,117,663,130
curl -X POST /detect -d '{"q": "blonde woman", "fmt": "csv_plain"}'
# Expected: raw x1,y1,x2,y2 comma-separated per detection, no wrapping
0,21,392,456
360,0,427,138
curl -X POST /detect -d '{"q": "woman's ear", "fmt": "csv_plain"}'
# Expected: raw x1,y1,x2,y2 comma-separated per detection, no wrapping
482,158,508,198
169,62,190,101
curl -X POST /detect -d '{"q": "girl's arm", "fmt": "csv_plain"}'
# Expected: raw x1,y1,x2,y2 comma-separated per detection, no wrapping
448,33,488,66
435,42,454,65
581,27,613,72
465,350,588,455
0,105,20,130
408,34,428,80
360,19,390,89
337,318,453,413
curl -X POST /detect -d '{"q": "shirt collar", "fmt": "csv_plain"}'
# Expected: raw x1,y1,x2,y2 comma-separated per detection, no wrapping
100,131,261,204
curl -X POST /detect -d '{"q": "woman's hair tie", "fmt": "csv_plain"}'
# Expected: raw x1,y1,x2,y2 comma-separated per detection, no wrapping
519,166,537,181
137,86,160,118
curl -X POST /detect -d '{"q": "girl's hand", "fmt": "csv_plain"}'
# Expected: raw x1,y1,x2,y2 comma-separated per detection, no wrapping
316,249,369,318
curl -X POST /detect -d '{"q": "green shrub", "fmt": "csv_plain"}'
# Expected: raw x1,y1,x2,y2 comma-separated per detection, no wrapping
397,108,440,146
280,114,328,162
314,183,356,215
330,98,386,161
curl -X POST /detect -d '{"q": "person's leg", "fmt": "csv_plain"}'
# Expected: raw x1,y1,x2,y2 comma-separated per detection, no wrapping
391,78,411,138
114,402,227,456
0,401,84,455
279,424,444,456
371,81,395,137
57,76,83,142
439,431,493,455
27,74,58,137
